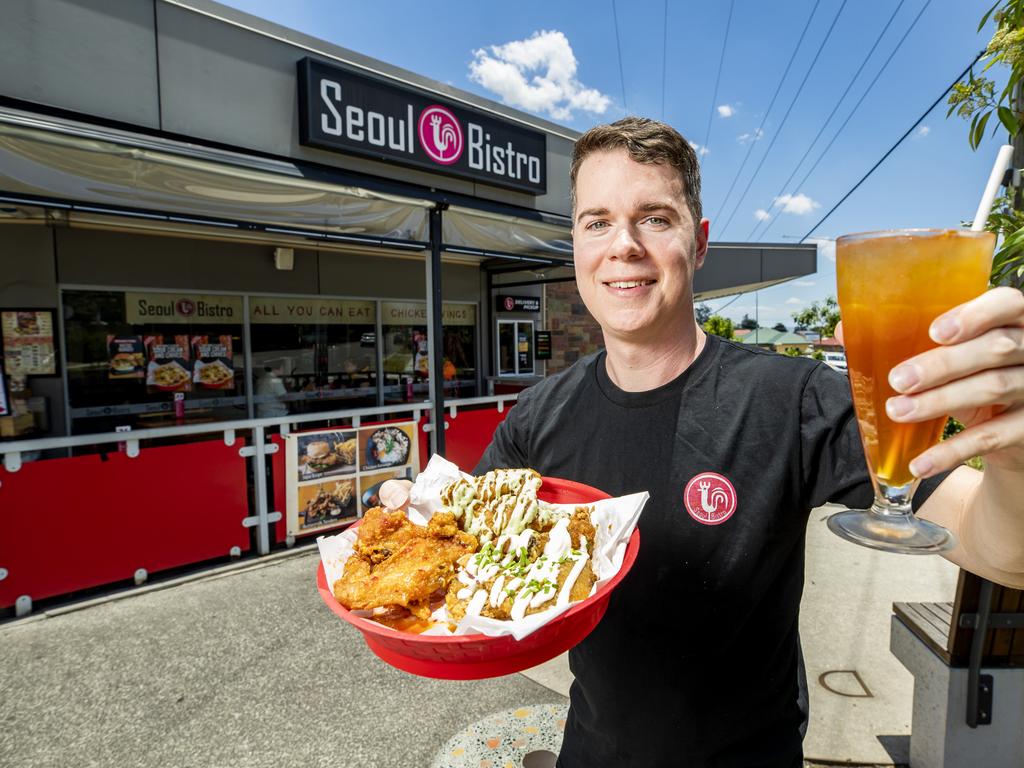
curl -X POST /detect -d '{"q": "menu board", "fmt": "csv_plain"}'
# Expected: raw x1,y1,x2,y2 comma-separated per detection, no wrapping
144,335,192,393
191,335,235,390
0,367,8,417
2,310,57,376
285,421,419,537
107,335,146,380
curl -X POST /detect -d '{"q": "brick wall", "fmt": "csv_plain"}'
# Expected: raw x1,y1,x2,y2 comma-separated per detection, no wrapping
544,280,604,374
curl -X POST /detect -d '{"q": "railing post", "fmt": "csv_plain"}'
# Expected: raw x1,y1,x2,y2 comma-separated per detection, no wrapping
252,425,271,556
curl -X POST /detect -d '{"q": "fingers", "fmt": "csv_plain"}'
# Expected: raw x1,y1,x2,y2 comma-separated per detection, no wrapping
379,479,413,511
887,366,1024,423
834,321,844,346
889,327,1024,394
909,406,1024,478
928,286,1024,345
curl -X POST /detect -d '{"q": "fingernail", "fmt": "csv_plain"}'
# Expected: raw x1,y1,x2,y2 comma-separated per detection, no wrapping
889,364,920,392
886,396,915,419
910,456,934,478
930,314,960,343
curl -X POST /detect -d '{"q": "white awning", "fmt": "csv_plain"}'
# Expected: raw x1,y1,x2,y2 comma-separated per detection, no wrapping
0,108,433,242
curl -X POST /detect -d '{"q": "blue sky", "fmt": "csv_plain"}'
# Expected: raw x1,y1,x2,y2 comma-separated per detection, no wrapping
221,0,1006,329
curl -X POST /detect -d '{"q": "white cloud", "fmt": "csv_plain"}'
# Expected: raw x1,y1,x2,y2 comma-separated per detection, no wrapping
738,128,764,144
773,193,821,215
468,30,611,120
754,209,770,221
917,125,931,137
688,141,710,157
793,280,816,287
717,104,735,118
785,297,804,305
806,237,836,263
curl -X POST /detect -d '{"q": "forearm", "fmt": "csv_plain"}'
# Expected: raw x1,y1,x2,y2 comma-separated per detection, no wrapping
919,465,1024,588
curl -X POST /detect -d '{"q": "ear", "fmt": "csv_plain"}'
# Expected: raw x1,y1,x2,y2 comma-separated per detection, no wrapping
694,219,710,270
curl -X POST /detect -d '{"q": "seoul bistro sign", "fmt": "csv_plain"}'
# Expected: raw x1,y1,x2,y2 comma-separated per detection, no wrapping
298,58,547,195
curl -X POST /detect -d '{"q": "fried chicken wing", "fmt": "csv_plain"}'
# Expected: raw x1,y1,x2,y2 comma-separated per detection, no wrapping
334,507,478,618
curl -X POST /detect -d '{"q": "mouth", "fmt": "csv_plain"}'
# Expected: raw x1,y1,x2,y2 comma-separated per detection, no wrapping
602,279,657,291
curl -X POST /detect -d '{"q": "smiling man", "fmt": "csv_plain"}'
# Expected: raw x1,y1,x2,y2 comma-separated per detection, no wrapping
469,116,1024,767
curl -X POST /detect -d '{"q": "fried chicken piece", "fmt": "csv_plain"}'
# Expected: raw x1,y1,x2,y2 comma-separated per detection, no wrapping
336,536,476,618
567,506,596,550
353,506,420,565
334,507,479,618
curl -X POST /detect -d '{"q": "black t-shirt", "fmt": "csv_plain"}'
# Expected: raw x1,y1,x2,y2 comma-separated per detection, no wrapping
476,333,946,768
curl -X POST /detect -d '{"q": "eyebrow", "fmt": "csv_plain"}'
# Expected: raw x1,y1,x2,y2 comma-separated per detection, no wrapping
636,200,679,214
575,200,679,224
575,207,608,224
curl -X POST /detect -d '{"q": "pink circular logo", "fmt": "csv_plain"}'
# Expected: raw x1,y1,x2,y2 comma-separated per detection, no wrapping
503,297,515,311
418,105,463,165
683,472,738,525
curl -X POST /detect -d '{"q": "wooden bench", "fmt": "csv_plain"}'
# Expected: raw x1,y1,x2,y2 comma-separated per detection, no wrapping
891,571,1024,767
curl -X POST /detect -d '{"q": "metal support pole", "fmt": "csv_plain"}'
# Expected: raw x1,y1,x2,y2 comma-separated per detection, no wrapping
426,204,447,456
252,425,271,555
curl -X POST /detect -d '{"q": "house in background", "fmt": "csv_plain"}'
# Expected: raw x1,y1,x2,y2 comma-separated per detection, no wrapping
740,327,813,355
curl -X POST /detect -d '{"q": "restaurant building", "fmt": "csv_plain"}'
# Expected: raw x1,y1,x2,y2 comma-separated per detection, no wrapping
0,0,815,612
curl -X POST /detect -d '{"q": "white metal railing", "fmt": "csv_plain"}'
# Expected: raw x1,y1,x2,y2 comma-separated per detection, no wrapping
0,393,519,559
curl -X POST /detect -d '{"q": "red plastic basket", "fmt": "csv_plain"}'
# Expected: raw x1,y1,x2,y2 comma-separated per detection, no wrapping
316,477,640,679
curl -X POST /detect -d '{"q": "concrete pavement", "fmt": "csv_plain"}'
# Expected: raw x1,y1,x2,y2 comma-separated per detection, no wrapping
0,504,960,767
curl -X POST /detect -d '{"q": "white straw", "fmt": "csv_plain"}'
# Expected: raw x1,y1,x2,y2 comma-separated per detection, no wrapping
972,144,1015,231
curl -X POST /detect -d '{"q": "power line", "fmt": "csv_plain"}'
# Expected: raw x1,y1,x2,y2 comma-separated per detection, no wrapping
770,0,934,241
712,0,823,223
612,0,627,112
718,0,849,238
661,0,668,118
746,0,909,242
702,0,735,154
799,49,987,243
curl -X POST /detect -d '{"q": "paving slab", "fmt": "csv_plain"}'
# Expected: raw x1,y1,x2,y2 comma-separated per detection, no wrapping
801,504,959,765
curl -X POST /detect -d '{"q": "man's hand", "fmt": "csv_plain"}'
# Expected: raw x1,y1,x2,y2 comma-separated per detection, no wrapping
379,479,413,511
847,286,1024,478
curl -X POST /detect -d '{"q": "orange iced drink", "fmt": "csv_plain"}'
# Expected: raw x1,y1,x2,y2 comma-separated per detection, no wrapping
837,229,994,488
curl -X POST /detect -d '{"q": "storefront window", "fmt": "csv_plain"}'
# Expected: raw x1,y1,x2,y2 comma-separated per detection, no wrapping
63,289,247,434
497,319,534,376
381,301,477,404
249,297,377,416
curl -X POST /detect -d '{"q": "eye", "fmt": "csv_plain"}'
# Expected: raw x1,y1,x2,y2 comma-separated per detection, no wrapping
585,220,609,231
644,216,669,226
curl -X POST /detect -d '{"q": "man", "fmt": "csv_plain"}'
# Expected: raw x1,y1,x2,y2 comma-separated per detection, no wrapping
386,117,1024,766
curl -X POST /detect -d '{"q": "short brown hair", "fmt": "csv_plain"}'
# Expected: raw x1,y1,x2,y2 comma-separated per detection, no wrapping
570,116,703,224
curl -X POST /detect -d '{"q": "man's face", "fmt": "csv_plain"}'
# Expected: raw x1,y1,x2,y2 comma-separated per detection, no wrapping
572,149,709,345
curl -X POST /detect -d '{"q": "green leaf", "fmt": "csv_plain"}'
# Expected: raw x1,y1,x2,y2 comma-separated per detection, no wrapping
998,106,1020,136
973,111,993,149
979,0,1001,32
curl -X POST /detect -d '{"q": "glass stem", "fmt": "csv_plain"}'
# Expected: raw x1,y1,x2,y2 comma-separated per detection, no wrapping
873,479,918,517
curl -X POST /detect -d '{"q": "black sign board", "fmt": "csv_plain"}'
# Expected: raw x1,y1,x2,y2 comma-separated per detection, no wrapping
298,58,547,195
496,295,541,313
535,331,552,360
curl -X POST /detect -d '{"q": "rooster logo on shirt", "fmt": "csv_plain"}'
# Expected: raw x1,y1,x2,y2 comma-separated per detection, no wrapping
683,472,738,525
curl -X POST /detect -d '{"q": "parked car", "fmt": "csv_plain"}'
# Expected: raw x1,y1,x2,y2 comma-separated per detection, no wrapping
823,351,847,373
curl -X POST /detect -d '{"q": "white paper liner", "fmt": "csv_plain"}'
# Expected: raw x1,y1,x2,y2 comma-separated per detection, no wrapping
317,454,648,641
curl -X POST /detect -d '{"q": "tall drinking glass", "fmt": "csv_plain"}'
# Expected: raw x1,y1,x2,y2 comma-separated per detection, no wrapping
827,229,995,553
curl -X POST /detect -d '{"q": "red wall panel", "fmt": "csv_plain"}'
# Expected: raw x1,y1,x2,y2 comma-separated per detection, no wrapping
0,439,251,608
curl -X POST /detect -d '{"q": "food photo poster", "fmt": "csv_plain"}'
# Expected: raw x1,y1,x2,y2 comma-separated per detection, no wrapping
285,422,419,537
2,309,57,376
191,335,235,390
145,335,192,393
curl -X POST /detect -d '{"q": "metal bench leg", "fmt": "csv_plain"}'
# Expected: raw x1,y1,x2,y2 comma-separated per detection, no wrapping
966,579,994,728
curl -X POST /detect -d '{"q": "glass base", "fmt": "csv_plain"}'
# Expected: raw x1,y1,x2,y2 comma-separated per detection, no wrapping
826,504,956,555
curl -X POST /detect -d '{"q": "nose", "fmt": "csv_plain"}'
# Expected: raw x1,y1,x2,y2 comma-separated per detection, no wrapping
608,224,645,261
